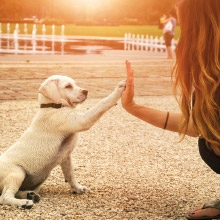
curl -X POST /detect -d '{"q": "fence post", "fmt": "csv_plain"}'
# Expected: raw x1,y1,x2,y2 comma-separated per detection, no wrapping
171,39,177,51
131,34,135,50
13,23,19,54
32,24,37,54
128,33,132,50
140,35,144,51
124,33,130,50
61,25,65,55
136,34,140,50
124,33,127,50
42,24,46,53
145,35,148,51
52,25,55,55
154,36,158,52
159,36,163,52
150,36,154,51
24,23,28,51
7,23,10,51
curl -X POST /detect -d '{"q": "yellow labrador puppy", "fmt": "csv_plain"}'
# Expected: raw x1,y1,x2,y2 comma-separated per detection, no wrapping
0,75,125,209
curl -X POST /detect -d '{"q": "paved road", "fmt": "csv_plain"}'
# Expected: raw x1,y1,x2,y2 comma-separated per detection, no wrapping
0,50,175,100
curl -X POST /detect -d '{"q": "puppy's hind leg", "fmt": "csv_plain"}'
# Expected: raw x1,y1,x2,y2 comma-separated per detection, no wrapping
16,187,41,204
0,168,34,209
60,156,88,194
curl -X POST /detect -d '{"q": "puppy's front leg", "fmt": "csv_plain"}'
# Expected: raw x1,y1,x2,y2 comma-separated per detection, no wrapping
77,80,126,131
60,156,88,194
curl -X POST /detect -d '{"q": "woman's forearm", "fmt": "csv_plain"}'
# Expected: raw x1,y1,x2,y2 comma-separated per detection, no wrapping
124,103,180,131
123,103,198,137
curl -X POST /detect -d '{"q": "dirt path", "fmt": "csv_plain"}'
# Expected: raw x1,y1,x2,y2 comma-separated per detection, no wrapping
0,51,174,100
1,51,213,220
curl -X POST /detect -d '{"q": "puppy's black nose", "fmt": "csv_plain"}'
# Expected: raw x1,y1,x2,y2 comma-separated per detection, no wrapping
82,90,88,96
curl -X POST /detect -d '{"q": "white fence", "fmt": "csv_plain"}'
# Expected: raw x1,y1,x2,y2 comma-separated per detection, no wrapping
124,33,178,52
0,23,178,54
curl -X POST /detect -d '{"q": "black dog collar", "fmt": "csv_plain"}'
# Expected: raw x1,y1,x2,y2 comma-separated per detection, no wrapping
40,103,62,109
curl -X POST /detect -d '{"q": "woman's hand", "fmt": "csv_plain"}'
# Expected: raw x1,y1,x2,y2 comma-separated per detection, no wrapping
121,60,135,109
120,61,198,135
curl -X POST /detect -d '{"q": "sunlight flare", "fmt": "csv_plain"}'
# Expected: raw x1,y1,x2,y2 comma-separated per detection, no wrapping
81,0,102,8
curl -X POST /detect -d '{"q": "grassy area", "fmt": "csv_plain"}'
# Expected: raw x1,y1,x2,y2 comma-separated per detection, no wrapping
0,23,180,39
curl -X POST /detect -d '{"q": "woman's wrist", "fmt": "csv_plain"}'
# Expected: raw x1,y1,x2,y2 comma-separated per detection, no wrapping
122,100,136,112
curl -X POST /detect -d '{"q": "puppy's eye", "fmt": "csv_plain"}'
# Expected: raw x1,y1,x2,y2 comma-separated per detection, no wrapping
65,84,73,89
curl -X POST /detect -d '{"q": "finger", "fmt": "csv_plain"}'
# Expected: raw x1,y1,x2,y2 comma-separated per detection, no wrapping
126,76,134,86
125,60,134,79
126,60,133,78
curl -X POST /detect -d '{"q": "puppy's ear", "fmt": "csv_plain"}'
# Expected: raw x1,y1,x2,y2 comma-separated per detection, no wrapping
39,79,61,103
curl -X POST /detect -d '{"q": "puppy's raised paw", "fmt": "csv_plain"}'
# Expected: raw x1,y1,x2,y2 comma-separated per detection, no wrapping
118,80,126,89
114,80,126,96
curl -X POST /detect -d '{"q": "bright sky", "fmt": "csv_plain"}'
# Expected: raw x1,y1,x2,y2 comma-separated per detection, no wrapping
80,0,103,8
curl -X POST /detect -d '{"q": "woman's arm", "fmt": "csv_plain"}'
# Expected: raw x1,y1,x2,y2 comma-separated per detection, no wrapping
162,17,170,24
121,60,199,137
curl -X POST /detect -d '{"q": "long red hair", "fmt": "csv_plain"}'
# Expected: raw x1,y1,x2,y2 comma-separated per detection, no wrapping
172,0,220,152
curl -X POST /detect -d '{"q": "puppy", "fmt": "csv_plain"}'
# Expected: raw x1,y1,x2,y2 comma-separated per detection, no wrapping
0,75,125,209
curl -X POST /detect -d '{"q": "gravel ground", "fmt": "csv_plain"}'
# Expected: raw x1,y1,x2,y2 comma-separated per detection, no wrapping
1,52,220,220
